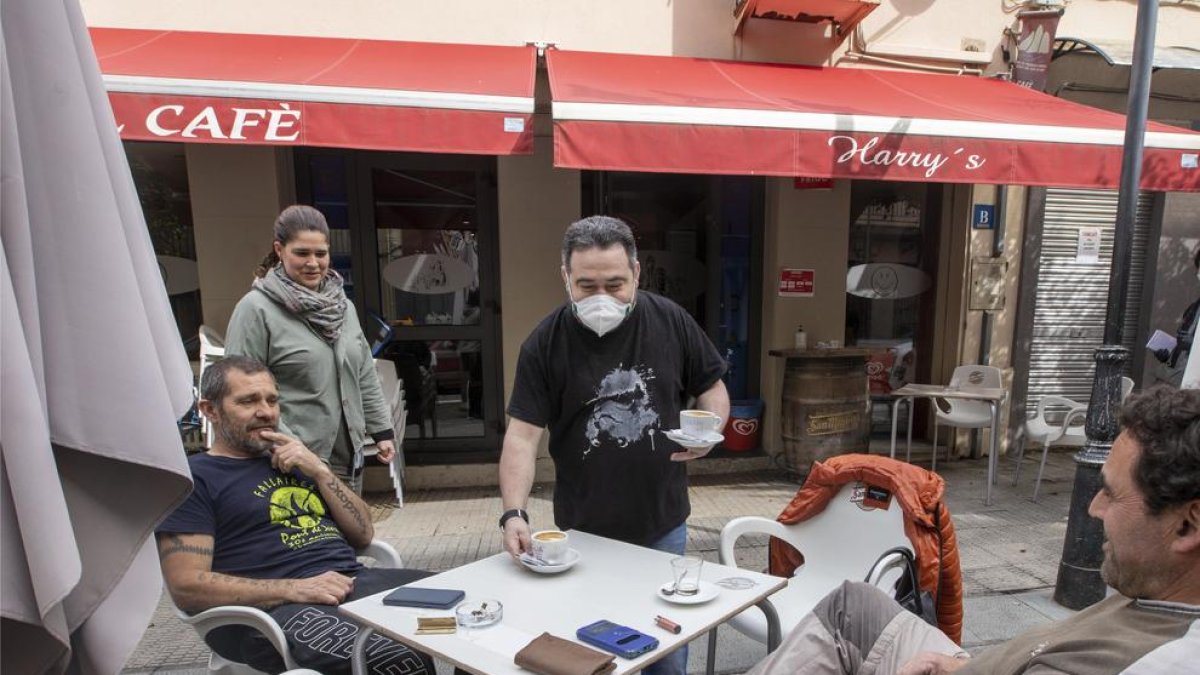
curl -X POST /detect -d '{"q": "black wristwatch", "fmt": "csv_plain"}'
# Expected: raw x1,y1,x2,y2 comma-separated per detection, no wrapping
499,508,529,531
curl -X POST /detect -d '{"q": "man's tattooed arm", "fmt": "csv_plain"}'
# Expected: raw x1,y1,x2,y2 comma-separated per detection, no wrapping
158,533,213,561
320,475,374,546
155,532,319,611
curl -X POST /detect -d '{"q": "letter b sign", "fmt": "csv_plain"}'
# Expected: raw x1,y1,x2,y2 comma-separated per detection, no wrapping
972,204,995,230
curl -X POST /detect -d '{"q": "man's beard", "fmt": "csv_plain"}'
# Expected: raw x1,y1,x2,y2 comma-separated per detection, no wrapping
1099,543,1156,599
215,414,276,455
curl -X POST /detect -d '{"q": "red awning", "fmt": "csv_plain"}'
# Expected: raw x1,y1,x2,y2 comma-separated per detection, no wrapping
548,50,1200,191
91,28,536,155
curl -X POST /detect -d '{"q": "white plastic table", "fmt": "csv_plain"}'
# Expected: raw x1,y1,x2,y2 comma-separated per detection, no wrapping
889,383,1006,505
340,530,786,675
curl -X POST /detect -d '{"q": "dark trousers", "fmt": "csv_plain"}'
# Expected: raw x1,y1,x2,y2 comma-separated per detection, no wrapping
206,568,436,675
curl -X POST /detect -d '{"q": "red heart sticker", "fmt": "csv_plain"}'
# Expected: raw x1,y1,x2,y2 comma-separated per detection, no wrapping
731,419,758,436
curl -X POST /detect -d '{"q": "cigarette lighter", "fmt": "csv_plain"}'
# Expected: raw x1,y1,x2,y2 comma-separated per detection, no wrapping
654,615,682,634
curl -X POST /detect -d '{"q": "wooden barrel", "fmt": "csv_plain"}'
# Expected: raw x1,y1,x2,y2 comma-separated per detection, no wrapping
776,349,870,473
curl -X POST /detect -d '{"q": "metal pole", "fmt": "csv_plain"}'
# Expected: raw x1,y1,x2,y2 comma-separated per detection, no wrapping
1053,0,1157,610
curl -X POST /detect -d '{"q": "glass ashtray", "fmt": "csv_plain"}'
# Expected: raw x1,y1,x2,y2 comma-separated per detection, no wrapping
455,599,503,628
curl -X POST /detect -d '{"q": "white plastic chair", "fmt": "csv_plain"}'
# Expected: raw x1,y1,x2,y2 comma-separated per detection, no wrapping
931,365,1003,471
1014,376,1134,501
177,540,402,675
717,483,911,647
198,326,226,448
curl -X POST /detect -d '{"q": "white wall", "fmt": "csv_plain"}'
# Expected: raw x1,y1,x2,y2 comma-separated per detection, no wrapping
497,135,581,481
759,178,852,456
185,145,286,333
83,0,1200,67
82,0,674,53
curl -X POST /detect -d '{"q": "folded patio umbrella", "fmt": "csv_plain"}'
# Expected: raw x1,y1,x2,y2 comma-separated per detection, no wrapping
1,0,194,672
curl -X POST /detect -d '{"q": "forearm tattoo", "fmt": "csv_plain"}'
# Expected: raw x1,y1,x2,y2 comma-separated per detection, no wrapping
324,477,369,535
159,533,213,561
198,572,286,608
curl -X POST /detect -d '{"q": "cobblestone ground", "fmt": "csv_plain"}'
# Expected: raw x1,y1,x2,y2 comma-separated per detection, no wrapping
124,448,1078,672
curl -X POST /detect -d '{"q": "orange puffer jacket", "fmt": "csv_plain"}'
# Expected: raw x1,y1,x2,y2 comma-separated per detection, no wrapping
767,454,963,644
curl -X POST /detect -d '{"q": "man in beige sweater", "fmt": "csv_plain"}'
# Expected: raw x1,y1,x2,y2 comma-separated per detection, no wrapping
750,385,1199,675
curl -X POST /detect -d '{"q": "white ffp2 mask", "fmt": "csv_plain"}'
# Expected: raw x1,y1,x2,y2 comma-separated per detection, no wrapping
568,289,634,337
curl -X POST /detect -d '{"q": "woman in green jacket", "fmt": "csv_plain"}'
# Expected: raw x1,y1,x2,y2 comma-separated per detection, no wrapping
225,205,395,493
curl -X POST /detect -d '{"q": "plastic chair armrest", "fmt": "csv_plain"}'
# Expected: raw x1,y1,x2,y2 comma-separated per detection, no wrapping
1060,406,1088,432
719,516,789,568
864,550,909,588
177,604,299,671
1040,395,1084,413
357,539,403,568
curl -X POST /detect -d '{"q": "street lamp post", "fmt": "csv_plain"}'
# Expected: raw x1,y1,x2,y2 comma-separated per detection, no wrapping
1053,0,1158,609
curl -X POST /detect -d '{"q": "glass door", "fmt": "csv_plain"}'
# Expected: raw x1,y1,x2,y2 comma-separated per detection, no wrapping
298,150,503,463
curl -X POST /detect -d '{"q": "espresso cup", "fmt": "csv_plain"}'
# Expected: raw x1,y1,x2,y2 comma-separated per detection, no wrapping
530,529,570,564
680,410,723,438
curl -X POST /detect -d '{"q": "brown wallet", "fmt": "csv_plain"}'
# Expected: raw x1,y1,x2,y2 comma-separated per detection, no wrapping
514,632,616,675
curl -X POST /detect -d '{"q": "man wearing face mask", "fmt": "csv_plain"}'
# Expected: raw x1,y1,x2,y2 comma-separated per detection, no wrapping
499,217,729,660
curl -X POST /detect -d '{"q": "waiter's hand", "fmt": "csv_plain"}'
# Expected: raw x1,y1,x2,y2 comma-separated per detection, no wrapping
503,517,532,559
670,445,715,462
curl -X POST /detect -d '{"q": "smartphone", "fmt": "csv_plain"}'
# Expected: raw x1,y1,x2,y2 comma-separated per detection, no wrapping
381,587,465,609
576,620,659,659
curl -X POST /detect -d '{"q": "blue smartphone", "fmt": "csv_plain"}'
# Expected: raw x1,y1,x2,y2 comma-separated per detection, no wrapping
576,620,659,659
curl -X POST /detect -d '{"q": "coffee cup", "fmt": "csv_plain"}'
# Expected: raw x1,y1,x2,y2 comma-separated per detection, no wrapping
530,529,570,564
680,410,723,439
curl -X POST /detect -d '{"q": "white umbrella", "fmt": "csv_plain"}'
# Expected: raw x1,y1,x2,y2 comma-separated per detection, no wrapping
1,0,194,672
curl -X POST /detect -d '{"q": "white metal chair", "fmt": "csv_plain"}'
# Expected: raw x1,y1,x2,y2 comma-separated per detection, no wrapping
364,359,406,504
198,325,226,448
1014,376,1134,501
717,483,911,646
177,540,402,675
931,365,1003,471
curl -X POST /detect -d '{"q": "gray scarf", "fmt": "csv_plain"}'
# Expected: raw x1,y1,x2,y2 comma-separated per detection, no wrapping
254,265,347,343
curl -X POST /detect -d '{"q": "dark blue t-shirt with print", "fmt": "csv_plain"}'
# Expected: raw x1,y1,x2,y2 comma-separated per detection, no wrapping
158,454,361,579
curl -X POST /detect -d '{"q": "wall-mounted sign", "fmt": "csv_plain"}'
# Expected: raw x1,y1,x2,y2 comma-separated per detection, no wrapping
793,176,834,190
846,263,931,299
972,204,995,230
779,268,815,297
1013,9,1063,91
382,254,474,294
1076,227,1102,264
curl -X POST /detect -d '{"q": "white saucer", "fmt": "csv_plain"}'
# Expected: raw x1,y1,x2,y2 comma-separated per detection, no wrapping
657,580,719,605
664,429,724,448
519,548,581,574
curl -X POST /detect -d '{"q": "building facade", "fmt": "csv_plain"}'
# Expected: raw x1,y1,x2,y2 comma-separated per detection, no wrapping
83,0,1200,486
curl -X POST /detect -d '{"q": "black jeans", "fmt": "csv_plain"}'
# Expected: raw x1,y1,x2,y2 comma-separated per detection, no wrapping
205,568,436,675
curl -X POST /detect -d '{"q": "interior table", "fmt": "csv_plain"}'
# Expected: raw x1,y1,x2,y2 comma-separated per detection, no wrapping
889,383,1007,505
340,530,786,675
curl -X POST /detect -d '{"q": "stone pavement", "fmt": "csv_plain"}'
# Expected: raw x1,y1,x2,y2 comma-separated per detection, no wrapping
124,447,1084,673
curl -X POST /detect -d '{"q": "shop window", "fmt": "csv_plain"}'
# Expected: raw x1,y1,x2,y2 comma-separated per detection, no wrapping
583,173,763,400
846,181,941,431
125,141,202,359
371,168,481,328
304,154,356,300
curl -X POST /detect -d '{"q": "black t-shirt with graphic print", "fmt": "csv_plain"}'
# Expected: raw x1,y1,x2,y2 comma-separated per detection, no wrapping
158,454,361,579
507,291,727,545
